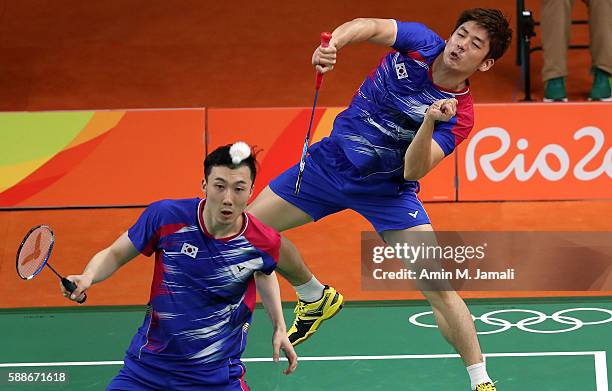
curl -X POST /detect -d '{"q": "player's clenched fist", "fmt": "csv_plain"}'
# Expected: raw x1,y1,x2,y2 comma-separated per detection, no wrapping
426,98,458,122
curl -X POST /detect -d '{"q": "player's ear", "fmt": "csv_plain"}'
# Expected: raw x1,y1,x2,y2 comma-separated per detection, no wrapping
478,58,494,72
201,179,207,194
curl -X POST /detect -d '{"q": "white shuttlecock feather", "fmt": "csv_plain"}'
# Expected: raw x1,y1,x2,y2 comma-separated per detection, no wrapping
229,142,251,164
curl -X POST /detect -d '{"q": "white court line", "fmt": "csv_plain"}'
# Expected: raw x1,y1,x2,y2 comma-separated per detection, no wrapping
594,351,608,391
0,352,607,391
0,361,123,367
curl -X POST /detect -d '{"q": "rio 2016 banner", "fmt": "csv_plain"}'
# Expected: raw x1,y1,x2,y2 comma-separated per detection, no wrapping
1,103,608,207
459,102,611,201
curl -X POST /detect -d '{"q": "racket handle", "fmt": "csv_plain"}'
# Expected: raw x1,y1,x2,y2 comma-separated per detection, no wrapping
315,32,333,90
320,32,332,48
294,171,304,195
62,277,87,304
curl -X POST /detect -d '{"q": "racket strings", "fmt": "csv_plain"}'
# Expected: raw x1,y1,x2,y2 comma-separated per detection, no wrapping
17,227,53,278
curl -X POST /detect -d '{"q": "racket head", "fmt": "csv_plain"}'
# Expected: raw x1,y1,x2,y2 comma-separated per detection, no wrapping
16,225,55,280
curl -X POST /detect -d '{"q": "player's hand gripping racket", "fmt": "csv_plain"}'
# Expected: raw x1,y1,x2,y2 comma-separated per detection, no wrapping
294,31,332,195
16,225,87,304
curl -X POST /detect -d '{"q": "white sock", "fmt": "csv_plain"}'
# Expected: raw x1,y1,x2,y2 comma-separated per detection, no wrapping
294,276,325,302
467,362,492,390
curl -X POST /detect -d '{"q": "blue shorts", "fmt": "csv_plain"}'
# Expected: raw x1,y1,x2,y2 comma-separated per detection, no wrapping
107,355,249,391
269,140,430,233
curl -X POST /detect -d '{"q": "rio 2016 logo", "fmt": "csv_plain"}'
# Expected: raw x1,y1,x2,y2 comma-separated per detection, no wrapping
465,127,612,182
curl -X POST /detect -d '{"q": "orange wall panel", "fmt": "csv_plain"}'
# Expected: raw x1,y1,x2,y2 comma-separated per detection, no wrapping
1,109,206,207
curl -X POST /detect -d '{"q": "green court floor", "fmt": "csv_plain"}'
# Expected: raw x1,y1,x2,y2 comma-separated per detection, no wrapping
1,297,610,390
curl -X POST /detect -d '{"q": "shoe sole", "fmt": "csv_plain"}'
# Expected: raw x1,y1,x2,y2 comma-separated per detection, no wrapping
543,97,568,102
290,294,344,347
588,96,612,102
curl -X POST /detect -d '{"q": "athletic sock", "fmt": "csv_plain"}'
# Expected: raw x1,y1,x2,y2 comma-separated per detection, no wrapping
467,362,492,390
295,276,325,302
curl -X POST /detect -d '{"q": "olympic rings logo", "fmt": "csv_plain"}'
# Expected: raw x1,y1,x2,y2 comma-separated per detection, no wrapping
408,308,612,334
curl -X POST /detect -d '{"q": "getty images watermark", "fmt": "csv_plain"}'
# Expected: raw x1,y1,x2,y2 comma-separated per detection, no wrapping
361,232,612,291
371,241,516,281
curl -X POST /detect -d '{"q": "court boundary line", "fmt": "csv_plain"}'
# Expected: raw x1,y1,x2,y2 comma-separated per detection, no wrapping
0,351,607,390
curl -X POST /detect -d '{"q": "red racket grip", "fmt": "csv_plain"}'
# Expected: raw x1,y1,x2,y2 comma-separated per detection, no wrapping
315,32,333,90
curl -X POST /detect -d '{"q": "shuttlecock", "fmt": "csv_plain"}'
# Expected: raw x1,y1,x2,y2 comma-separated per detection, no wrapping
229,142,251,164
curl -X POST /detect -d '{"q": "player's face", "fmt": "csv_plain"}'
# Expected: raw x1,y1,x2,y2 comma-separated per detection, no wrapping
203,165,254,227
443,21,494,74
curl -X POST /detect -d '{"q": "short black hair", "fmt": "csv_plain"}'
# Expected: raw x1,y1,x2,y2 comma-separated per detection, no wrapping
203,144,257,183
454,8,512,61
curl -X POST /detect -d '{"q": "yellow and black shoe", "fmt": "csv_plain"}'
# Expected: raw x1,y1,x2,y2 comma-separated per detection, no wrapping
287,285,343,346
474,382,497,391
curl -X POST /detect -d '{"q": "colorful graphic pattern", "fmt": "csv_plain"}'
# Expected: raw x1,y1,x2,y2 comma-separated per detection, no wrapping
1,110,205,207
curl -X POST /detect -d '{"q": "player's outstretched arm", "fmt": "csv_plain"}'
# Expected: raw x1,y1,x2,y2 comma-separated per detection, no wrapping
62,232,139,302
254,271,298,375
313,18,396,74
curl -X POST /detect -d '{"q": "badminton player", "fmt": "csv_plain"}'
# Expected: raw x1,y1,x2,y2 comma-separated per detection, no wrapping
246,9,512,391
61,142,297,390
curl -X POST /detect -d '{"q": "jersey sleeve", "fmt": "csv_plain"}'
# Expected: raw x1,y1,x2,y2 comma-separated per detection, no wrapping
244,214,281,275
128,200,167,256
257,228,280,276
393,21,444,53
432,97,474,155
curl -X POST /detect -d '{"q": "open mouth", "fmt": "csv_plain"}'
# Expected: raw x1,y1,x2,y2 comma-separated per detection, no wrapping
221,210,232,217
450,51,460,61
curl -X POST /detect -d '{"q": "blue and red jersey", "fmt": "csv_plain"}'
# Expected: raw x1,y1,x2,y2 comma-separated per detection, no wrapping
125,198,279,372
310,21,474,192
